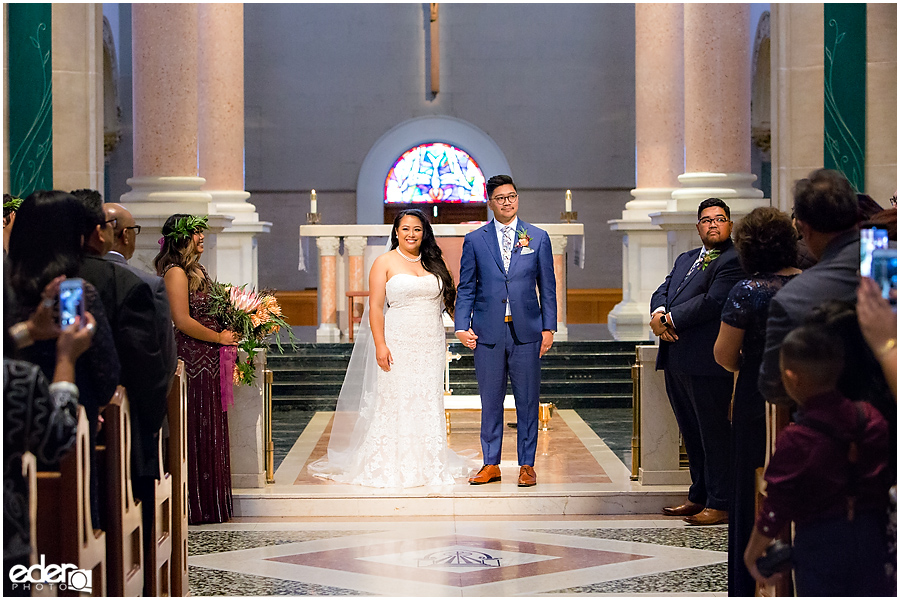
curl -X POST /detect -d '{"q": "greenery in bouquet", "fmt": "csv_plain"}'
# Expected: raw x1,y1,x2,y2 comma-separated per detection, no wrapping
208,282,297,385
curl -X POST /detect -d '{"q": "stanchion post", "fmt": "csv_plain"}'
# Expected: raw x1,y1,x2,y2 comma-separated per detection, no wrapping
264,369,275,483
631,347,642,481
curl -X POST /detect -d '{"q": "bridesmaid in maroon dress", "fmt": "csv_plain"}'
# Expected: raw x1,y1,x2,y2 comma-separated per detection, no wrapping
154,214,238,524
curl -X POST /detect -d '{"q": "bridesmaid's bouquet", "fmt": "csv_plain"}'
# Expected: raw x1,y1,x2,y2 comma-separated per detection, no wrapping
208,282,297,385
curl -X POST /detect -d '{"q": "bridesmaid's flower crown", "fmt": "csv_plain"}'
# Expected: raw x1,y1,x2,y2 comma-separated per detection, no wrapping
164,215,209,243
3,196,22,212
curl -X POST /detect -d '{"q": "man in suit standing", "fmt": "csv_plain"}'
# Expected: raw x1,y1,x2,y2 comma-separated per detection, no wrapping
455,174,557,487
73,191,177,536
650,198,746,525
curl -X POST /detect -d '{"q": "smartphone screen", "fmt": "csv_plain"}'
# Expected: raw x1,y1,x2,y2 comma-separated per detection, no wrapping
860,227,889,278
871,248,897,306
59,278,85,327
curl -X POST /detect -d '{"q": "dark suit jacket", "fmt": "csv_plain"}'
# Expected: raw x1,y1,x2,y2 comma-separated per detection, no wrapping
650,237,746,376
758,230,860,403
454,219,556,344
79,254,175,478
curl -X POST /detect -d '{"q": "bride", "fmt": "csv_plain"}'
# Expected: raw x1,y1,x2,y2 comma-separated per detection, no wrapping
308,209,470,487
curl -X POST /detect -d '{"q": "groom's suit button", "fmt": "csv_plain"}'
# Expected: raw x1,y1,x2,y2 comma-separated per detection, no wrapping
501,299,507,303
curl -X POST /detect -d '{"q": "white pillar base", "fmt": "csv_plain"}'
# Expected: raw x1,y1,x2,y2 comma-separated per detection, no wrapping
316,323,342,343
207,190,271,288
119,176,237,278
670,172,766,213
607,215,670,341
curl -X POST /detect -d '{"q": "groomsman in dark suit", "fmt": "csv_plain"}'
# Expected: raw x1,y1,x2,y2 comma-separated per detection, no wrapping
650,198,746,526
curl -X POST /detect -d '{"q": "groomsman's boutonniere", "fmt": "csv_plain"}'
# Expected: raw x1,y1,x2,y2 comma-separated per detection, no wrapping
516,227,532,248
700,249,721,270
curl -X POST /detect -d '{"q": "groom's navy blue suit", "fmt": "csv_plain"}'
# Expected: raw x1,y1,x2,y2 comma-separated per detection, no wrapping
455,219,556,466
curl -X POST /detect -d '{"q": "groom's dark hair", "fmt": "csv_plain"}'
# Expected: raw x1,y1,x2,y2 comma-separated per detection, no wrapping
486,175,516,200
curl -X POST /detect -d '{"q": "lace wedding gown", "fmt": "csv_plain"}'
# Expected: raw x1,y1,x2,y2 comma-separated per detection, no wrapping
309,273,469,488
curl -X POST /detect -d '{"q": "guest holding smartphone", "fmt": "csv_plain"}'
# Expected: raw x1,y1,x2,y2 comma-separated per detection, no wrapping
6,190,119,527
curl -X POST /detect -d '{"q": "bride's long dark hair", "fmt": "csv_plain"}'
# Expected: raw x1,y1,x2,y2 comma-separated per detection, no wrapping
390,209,456,317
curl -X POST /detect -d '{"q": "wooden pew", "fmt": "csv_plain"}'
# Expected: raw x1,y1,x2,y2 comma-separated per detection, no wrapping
167,360,190,596
145,379,175,596
35,406,107,596
97,387,144,596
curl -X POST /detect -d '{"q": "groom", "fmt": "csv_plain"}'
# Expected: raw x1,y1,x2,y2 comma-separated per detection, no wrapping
455,174,557,487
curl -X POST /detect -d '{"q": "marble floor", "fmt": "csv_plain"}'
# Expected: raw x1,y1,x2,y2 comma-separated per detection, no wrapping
188,403,727,596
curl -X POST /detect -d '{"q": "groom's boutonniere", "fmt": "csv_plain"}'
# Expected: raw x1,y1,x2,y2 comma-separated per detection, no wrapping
700,249,721,270
516,227,532,248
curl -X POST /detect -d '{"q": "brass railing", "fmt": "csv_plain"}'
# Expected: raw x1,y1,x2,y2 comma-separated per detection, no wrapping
263,369,275,484
630,347,641,481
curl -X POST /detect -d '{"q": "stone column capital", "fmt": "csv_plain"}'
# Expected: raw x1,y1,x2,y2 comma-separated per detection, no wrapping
316,236,341,256
343,236,368,256
549,235,568,255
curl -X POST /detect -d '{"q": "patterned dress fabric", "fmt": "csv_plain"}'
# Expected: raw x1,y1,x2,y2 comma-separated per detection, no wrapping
3,359,79,596
166,265,233,524
720,273,797,597
338,273,466,488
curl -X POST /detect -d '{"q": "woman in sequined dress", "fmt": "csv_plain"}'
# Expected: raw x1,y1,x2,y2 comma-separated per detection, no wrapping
713,207,801,597
155,214,238,524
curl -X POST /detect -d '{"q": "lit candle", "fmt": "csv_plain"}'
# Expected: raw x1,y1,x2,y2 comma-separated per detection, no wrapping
310,189,317,214
565,189,572,213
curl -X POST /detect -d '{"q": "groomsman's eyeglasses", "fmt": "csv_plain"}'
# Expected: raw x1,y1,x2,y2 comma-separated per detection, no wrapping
493,193,518,204
698,216,730,226
122,225,142,235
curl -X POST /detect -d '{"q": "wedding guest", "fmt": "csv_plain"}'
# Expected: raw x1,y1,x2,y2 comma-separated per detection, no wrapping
856,276,896,396
154,214,237,524
3,276,93,596
74,193,177,538
6,190,119,527
744,325,892,596
713,207,800,596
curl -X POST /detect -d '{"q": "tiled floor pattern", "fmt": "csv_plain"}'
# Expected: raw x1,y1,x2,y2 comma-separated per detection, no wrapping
188,518,727,596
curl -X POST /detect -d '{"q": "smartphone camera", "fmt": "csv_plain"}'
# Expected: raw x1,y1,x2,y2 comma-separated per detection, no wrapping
871,248,897,306
860,227,889,279
59,278,85,327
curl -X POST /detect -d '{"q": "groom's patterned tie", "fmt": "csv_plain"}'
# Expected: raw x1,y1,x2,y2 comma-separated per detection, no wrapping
501,225,513,272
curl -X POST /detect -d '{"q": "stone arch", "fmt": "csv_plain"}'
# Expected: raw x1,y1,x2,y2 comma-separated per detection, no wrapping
356,115,512,224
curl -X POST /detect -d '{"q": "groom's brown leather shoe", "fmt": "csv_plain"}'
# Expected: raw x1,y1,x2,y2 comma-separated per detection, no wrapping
469,464,501,485
517,465,536,487
684,508,728,526
662,500,704,517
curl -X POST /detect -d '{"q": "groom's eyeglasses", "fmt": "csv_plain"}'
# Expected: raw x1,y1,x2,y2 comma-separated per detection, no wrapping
492,193,518,205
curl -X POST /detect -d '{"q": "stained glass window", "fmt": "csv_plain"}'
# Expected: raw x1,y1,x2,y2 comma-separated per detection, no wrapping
384,142,486,204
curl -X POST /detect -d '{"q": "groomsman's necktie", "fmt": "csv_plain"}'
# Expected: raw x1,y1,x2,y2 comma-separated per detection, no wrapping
501,225,513,272
681,249,706,284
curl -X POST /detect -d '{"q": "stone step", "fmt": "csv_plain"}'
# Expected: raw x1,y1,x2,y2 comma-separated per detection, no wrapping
271,393,633,411
269,364,633,382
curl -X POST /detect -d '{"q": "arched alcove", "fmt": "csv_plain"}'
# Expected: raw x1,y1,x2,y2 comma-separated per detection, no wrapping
356,115,511,224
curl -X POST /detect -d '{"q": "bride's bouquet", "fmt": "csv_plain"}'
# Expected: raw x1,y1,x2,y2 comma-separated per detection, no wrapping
208,282,297,385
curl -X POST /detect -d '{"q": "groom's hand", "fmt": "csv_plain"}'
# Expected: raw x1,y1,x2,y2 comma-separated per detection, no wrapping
540,330,554,357
455,329,477,349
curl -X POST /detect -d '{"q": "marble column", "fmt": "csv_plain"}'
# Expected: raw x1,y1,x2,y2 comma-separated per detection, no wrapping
660,3,766,264
549,235,568,340
121,4,232,275
316,237,341,342
608,3,684,340
199,3,270,288
344,236,368,338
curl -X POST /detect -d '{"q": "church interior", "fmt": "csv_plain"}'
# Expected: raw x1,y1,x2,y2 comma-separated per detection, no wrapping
3,3,896,597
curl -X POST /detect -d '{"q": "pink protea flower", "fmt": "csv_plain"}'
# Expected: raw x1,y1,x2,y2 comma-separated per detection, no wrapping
230,286,261,313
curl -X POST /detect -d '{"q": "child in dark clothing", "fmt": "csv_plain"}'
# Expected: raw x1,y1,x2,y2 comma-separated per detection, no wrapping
744,324,893,596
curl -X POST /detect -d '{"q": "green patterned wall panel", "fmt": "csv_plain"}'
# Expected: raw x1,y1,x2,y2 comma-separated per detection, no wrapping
8,3,52,197
824,4,866,193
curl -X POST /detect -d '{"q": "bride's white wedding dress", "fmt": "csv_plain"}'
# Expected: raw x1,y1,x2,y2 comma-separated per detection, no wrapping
308,273,469,488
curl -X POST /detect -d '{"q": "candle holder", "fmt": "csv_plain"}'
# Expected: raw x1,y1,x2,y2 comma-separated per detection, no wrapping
306,212,321,224
560,211,578,223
